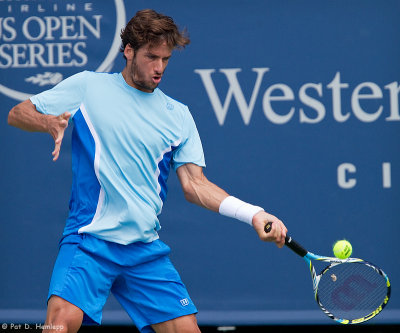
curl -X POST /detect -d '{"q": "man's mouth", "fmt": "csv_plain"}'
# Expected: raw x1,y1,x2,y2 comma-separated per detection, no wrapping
152,76,162,84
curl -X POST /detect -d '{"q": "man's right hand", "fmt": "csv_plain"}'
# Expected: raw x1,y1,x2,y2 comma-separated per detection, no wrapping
252,211,287,248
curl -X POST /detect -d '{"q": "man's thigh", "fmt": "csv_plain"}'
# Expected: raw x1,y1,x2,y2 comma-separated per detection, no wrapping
151,314,200,333
44,295,83,333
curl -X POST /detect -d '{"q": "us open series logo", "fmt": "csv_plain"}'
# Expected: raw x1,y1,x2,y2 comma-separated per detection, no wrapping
0,0,126,101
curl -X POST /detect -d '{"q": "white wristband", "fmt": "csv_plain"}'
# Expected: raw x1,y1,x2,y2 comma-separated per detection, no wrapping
219,196,264,226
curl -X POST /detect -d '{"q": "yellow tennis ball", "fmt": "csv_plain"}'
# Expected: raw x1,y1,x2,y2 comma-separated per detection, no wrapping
333,240,352,259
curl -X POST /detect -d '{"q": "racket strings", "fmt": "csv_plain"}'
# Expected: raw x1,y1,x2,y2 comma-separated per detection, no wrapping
317,262,388,320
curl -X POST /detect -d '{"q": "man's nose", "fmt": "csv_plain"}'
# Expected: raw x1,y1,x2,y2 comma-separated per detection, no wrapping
154,59,164,73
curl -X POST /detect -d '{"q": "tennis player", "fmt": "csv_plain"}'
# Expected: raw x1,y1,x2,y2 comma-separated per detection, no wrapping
8,9,287,333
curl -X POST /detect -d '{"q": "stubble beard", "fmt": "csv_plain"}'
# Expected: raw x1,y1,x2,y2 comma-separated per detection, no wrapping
130,57,158,92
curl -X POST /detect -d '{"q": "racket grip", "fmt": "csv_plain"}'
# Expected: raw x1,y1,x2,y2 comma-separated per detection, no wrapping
264,222,308,257
285,236,308,257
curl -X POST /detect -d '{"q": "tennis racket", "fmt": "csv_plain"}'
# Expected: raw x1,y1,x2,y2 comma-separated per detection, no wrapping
264,222,391,324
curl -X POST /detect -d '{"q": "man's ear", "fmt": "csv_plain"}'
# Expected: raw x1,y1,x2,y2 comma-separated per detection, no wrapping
124,44,134,61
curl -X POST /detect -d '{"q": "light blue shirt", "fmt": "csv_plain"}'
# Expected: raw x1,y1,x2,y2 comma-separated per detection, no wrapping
31,71,205,245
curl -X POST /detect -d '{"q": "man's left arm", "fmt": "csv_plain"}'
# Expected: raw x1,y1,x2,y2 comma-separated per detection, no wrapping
176,163,287,247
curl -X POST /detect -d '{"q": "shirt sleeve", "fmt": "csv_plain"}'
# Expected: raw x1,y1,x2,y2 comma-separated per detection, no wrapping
172,107,206,171
29,71,88,117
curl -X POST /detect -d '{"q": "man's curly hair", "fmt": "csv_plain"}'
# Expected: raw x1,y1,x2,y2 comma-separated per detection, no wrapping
120,9,190,56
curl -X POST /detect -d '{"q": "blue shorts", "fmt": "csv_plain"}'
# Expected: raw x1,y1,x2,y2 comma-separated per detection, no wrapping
48,234,197,332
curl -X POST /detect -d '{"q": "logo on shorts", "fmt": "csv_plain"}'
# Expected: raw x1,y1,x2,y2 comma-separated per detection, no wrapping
0,0,126,101
180,298,189,306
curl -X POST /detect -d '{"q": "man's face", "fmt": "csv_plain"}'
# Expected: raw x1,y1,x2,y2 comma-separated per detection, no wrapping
123,41,172,93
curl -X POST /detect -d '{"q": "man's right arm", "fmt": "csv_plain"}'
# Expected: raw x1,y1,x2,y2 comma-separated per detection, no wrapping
8,100,71,161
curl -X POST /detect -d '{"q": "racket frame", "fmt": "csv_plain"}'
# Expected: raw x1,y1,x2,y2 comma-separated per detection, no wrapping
285,235,391,324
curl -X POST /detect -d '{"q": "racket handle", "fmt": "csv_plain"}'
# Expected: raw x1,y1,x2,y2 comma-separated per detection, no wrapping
264,222,308,257
285,235,308,257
